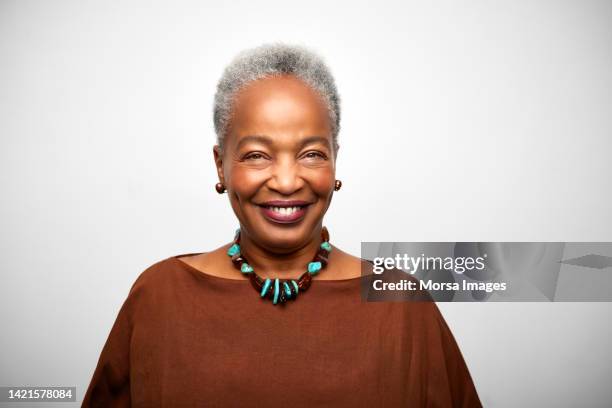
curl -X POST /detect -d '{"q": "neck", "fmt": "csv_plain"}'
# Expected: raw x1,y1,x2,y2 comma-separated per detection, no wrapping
236,226,323,279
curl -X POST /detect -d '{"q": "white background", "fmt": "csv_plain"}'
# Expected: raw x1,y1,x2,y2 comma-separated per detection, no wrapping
1,0,611,406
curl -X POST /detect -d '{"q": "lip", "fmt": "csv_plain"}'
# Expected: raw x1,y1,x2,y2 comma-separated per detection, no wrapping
259,200,311,207
257,200,312,224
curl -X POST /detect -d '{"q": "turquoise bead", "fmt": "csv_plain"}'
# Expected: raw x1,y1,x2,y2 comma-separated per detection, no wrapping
283,282,292,298
240,263,253,274
227,243,240,257
261,279,272,297
273,279,280,304
292,280,299,294
320,241,332,252
308,261,322,275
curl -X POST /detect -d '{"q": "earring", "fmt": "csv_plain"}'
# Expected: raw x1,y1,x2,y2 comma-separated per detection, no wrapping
334,180,342,191
215,182,226,194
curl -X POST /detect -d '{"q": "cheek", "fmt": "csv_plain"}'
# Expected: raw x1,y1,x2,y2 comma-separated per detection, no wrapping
306,168,335,197
227,166,267,197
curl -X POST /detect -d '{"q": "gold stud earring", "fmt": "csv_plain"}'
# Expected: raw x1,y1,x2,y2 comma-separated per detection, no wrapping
215,182,226,194
334,180,342,191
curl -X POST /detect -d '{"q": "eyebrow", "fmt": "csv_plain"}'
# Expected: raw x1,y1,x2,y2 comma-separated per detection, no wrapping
235,135,331,151
298,136,331,150
235,135,272,151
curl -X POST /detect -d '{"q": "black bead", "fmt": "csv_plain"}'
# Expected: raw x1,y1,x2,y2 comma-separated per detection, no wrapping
321,227,329,242
231,254,245,268
315,252,329,267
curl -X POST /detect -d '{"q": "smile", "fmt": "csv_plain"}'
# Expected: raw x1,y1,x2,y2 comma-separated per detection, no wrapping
258,201,311,224
268,206,302,215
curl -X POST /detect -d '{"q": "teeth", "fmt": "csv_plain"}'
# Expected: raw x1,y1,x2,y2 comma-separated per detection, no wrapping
268,206,300,216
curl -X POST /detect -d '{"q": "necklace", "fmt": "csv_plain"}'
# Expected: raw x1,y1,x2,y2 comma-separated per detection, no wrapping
226,227,332,305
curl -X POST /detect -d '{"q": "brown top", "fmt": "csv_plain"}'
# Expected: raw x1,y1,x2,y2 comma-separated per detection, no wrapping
82,254,482,407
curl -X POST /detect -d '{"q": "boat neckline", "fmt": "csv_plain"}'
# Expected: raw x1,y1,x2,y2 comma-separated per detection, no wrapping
171,253,367,283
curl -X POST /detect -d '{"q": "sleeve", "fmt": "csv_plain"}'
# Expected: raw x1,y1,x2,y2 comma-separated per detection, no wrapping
429,303,483,408
82,274,146,408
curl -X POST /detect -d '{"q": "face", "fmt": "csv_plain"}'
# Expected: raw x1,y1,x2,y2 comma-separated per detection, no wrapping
214,75,337,251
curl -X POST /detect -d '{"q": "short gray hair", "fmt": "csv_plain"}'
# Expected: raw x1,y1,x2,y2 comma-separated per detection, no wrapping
213,43,341,151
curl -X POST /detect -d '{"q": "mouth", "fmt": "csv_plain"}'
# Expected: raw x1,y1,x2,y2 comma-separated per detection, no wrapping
257,200,312,224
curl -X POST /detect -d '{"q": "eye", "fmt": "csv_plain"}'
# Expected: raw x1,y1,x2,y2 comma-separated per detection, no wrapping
302,151,327,160
243,152,268,161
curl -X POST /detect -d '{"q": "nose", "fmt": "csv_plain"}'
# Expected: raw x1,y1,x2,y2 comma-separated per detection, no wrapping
267,156,304,195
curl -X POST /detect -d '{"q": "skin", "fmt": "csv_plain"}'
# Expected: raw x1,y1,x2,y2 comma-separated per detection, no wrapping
180,74,362,280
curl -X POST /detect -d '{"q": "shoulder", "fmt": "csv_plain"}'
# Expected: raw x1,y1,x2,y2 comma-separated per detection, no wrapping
102,256,181,322
125,255,187,298
129,245,237,291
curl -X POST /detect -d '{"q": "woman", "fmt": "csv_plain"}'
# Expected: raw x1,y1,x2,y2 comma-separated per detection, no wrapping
83,43,482,407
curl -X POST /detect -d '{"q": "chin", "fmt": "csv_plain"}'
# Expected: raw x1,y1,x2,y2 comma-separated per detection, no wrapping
253,220,320,249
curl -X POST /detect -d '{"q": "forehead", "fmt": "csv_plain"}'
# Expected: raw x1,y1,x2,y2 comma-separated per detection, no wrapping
227,75,332,146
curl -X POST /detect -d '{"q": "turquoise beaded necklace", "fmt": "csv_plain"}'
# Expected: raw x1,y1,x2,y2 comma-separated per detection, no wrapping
226,227,332,305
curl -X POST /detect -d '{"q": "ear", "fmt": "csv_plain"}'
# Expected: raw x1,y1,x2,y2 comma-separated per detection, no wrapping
213,145,225,185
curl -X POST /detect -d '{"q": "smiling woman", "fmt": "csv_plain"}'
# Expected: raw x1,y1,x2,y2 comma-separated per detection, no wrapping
82,43,482,407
